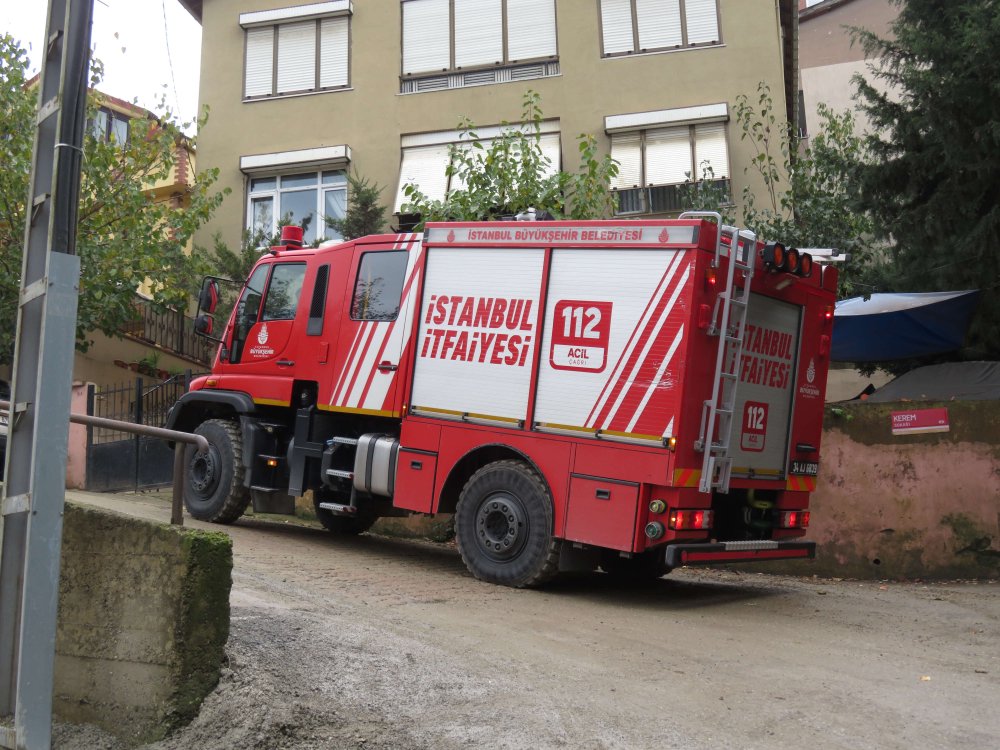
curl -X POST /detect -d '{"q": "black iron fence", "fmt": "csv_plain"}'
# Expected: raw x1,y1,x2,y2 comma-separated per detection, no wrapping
123,298,215,365
85,372,197,491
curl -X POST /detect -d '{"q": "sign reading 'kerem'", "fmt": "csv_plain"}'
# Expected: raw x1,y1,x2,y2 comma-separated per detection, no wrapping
891,407,950,436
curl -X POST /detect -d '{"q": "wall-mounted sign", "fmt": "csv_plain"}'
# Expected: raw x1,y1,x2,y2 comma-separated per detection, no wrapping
891,407,950,436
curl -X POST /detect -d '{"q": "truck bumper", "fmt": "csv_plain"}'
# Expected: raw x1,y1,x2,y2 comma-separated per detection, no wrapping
665,540,815,568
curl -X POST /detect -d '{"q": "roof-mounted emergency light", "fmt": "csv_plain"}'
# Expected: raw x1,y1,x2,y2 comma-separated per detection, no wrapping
762,242,812,278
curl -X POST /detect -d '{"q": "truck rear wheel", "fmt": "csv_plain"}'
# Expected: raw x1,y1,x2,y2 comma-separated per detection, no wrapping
455,460,560,588
184,418,250,523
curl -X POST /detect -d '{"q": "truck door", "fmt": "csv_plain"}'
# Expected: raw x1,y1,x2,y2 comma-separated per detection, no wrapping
326,245,418,417
219,260,308,404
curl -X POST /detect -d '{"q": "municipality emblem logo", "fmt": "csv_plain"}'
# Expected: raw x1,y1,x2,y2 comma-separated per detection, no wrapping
257,323,269,345
806,358,816,384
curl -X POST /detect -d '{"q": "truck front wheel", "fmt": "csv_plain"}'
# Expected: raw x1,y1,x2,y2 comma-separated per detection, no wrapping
184,418,250,523
455,460,560,588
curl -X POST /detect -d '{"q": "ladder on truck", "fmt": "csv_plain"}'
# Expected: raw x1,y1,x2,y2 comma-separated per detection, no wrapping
680,212,756,494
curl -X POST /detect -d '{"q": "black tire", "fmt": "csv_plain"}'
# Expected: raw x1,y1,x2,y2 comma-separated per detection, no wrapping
455,459,560,588
313,493,378,535
600,548,671,581
184,419,251,523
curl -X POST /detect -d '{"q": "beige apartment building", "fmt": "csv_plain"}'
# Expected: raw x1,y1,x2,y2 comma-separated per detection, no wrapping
179,0,799,251
798,0,896,139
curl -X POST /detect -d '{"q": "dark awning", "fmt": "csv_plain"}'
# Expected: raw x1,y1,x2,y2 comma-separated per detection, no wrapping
831,290,980,362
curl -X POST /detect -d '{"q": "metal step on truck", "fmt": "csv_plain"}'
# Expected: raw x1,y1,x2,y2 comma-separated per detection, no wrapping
166,213,837,587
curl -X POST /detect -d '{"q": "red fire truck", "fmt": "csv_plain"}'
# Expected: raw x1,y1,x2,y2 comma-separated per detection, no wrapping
167,214,836,587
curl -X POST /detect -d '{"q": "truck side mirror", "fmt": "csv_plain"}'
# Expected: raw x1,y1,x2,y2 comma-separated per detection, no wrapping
194,314,214,336
199,278,220,314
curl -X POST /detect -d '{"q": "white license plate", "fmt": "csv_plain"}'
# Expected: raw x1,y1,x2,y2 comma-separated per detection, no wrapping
790,460,819,476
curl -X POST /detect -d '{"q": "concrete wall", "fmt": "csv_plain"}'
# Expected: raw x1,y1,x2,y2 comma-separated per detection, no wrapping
56,503,233,745
750,401,1000,580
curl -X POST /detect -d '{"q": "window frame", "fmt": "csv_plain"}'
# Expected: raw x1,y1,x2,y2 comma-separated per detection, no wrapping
596,0,723,58
350,251,410,322
242,12,352,101
88,106,130,147
399,0,559,80
609,120,731,216
246,170,349,246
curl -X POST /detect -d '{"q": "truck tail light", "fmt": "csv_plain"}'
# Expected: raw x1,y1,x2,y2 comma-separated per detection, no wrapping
668,509,713,531
705,267,717,290
776,510,810,529
823,305,835,321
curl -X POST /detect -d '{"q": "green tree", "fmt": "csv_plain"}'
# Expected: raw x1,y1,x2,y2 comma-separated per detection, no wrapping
691,82,878,297
402,90,618,224
851,0,1000,358
0,34,228,363
325,172,388,240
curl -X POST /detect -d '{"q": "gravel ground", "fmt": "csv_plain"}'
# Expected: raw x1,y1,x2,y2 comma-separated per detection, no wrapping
50,492,1000,750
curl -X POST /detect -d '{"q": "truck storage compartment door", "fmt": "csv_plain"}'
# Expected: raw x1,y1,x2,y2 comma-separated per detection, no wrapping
563,474,640,550
534,247,695,444
728,294,802,479
410,246,544,424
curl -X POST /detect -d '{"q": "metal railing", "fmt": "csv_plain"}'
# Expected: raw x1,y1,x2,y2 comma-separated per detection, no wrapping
122,297,215,365
0,399,207,528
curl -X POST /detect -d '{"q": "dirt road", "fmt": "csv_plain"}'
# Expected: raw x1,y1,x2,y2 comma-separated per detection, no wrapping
57,492,999,750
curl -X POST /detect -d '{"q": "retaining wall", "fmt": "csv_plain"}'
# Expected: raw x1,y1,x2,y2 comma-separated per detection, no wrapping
750,400,1000,579
55,502,232,745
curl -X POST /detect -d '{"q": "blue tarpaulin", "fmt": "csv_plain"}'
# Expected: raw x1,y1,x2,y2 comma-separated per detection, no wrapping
831,290,980,362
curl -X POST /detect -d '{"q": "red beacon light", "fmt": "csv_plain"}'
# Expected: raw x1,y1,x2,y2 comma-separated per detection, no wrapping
279,225,304,249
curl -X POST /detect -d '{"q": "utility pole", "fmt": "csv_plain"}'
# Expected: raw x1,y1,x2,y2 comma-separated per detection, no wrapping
0,0,93,748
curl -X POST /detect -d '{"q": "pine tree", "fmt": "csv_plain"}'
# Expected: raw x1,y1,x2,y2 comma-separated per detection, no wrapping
852,0,1000,357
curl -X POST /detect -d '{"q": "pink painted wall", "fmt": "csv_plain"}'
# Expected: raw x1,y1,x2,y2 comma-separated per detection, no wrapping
65,382,89,490
747,401,1000,579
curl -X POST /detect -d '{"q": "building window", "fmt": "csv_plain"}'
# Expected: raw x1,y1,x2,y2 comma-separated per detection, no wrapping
609,117,729,215
599,0,721,57
242,2,351,99
400,0,559,93
394,123,561,212
89,107,130,146
248,170,348,245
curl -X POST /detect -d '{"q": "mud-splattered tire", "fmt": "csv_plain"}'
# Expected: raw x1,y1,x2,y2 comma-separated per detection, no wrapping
184,419,250,523
313,493,378,535
456,460,560,588
600,548,671,581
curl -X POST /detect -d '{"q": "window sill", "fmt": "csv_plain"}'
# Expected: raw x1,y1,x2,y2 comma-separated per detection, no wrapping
243,87,353,104
601,43,725,61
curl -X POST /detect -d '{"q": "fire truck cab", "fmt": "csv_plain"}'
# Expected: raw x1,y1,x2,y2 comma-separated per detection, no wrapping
167,216,837,587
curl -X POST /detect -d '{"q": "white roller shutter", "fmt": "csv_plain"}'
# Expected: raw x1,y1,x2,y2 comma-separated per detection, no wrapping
507,0,557,60
277,22,316,93
636,0,682,50
319,17,349,88
610,133,642,189
685,0,720,45
245,27,274,97
600,0,634,55
539,132,561,176
402,0,451,74
455,0,503,68
645,126,691,185
396,144,452,211
694,123,729,179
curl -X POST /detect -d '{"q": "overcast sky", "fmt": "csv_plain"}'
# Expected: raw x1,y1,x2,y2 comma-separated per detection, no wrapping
4,0,202,129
